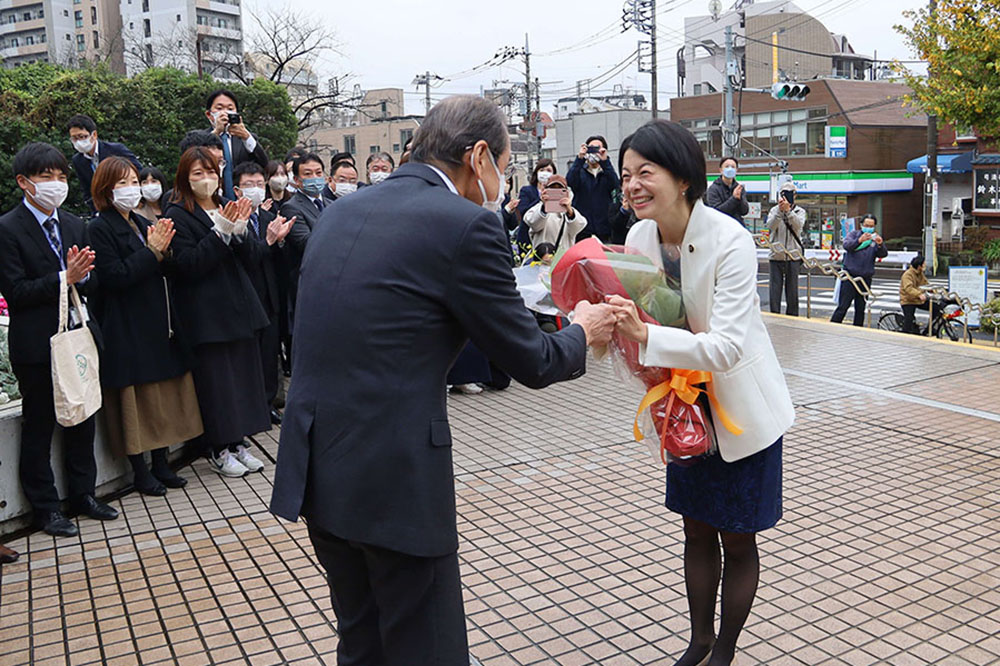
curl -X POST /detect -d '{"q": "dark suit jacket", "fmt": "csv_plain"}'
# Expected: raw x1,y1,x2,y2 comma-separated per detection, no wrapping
71,141,142,212
0,203,102,365
279,191,324,308
269,163,587,558
244,207,280,318
87,209,192,388
163,202,268,346
224,133,268,169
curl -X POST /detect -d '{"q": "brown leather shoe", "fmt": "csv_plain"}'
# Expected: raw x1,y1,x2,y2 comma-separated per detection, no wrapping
0,544,19,564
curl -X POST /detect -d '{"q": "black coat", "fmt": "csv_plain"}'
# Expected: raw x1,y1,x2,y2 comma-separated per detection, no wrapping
71,140,142,212
0,203,102,365
224,133,268,169
163,202,269,346
87,209,193,389
269,163,587,558
280,191,325,311
244,207,281,318
705,177,750,226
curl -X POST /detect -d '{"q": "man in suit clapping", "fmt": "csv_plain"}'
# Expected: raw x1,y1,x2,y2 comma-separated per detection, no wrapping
270,96,616,666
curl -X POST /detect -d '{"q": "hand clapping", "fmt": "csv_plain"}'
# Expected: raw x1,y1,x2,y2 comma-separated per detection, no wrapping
266,215,295,246
221,197,253,223
65,245,95,285
147,218,175,256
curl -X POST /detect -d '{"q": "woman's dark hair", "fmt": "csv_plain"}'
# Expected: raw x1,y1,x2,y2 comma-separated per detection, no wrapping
719,156,739,168
265,160,286,180
911,254,925,269
179,130,223,152
585,135,608,149
530,158,556,187
12,142,71,178
171,147,221,213
618,120,707,205
411,95,509,167
206,89,239,111
139,166,169,208
67,114,97,134
285,147,306,164
92,156,140,213
533,242,556,261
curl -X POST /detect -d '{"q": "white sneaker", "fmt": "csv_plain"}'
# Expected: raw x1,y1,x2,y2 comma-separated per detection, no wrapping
233,444,265,473
209,450,248,478
455,383,483,395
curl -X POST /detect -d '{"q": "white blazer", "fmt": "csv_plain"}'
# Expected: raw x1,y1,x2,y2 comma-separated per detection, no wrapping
625,201,794,462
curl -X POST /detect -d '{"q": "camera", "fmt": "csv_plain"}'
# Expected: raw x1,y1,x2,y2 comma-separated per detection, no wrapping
586,145,601,154
228,112,242,125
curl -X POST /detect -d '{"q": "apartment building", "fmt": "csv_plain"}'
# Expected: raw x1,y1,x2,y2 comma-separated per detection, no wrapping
0,0,120,69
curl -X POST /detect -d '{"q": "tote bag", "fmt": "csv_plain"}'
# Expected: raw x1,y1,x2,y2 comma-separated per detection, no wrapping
50,272,101,426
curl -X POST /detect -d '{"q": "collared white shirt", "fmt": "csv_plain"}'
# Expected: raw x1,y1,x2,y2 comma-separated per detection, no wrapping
221,131,257,157
425,164,460,196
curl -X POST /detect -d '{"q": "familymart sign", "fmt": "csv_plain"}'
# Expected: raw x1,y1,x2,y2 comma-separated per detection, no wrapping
727,171,914,196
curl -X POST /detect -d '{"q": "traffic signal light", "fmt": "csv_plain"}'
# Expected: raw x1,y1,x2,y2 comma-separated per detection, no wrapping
770,82,810,101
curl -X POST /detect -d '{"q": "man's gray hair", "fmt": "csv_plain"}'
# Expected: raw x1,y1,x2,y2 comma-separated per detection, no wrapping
411,95,510,168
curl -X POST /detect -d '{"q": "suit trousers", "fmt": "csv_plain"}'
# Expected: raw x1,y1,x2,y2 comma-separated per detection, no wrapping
768,259,801,316
307,523,469,666
257,319,280,406
12,362,97,514
831,274,872,327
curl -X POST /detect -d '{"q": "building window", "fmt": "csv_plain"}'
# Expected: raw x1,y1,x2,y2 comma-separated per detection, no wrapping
92,30,99,48
76,34,85,51
129,22,133,29
26,35,33,45
344,135,356,154
693,84,702,95
10,37,18,47
39,33,45,43
22,11,30,21
176,14,181,21
39,8,44,18
142,0,148,11
399,128,413,146
75,10,82,27
369,145,380,154
145,43,153,61
143,19,150,37
90,7,96,24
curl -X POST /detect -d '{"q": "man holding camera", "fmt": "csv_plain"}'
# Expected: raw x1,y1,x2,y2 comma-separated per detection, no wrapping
766,181,807,316
205,89,269,199
566,135,620,242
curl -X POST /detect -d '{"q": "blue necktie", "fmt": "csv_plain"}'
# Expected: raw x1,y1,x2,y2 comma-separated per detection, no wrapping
43,218,65,268
250,212,260,237
314,198,325,213
221,134,234,200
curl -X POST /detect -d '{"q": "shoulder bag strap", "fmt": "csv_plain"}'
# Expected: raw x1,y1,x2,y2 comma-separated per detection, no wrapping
57,271,69,334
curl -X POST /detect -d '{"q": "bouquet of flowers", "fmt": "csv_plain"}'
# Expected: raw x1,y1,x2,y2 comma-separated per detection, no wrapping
549,238,741,463
0,296,8,318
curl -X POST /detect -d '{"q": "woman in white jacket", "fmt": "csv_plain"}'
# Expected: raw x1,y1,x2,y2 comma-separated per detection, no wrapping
607,121,794,666
522,174,587,257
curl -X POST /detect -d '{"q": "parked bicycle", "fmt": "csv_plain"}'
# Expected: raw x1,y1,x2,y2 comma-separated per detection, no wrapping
877,298,974,342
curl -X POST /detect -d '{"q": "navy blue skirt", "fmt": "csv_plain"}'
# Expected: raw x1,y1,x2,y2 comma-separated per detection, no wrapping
666,438,783,533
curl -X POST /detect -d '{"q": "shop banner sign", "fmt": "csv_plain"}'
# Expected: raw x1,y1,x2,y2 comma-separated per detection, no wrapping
826,126,847,158
949,266,988,328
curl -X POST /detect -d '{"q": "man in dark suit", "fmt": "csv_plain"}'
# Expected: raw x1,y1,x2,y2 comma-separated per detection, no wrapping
270,96,616,665
233,162,294,424
0,143,118,537
205,89,269,200
279,153,327,325
67,114,141,213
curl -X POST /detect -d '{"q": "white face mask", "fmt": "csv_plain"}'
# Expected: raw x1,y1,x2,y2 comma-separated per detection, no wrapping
269,175,288,191
241,186,266,207
537,170,553,184
141,183,162,202
335,182,358,197
369,171,391,185
112,185,142,212
28,179,69,210
474,149,505,213
72,136,95,154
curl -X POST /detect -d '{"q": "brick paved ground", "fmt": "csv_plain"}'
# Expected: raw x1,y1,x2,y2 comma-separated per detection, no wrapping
1,315,999,665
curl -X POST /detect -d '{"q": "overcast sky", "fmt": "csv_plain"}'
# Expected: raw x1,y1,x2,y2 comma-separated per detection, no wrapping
278,0,928,116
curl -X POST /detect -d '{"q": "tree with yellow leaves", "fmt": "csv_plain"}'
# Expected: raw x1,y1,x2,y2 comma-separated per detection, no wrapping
894,0,1000,139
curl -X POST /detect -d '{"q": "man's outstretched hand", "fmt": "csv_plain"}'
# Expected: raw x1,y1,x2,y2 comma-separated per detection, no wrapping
572,301,617,348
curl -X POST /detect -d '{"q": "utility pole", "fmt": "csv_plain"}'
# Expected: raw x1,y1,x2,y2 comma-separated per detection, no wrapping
925,0,938,273
650,0,658,118
535,76,542,160
723,24,736,151
623,0,657,117
411,71,442,114
524,33,533,171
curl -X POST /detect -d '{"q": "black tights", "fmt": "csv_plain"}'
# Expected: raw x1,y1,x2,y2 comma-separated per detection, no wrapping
673,516,760,666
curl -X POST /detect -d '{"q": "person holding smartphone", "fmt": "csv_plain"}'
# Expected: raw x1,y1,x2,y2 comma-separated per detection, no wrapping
831,213,887,327
522,174,587,258
766,182,807,316
205,89,269,199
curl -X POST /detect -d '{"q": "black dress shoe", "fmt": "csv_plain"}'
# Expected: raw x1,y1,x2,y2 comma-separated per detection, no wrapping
0,544,19,564
152,466,188,489
37,511,78,537
134,477,167,497
72,495,119,521
270,408,283,425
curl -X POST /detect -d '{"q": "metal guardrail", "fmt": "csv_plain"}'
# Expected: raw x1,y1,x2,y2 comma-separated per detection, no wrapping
753,234,999,345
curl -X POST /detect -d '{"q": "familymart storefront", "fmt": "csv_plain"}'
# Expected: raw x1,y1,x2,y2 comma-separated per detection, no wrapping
732,171,916,246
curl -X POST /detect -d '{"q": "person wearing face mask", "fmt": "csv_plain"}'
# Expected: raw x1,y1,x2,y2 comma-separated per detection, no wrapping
566,135,620,241
205,89,269,200
0,142,118,537
327,160,359,201
766,182,808,316
265,159,295,375
705,157,750,227
87,157,204,497
233,162,295,426
523,174,588,257
281,153,329,327
269,95,617,666
265,160,293,207
512,160,557,264
831,214,887,327
366,151,395,185
164,147,272,479
135,167,169,220
67,114,141,214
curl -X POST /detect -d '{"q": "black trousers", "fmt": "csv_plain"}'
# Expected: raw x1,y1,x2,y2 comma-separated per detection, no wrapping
831,274,872,327
257,319,280,407
12,362,97,514
768,259,801,316
308,523,468,666
902,301,930,334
